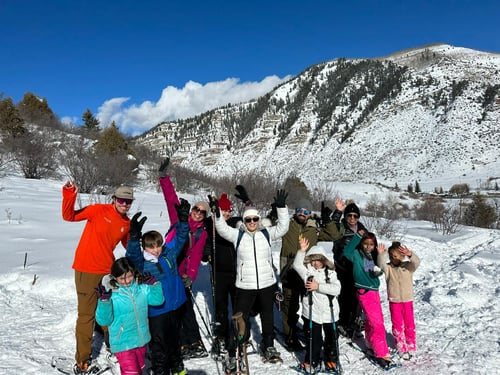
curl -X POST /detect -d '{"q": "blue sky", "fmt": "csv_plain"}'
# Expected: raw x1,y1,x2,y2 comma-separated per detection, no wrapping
1,0,499,135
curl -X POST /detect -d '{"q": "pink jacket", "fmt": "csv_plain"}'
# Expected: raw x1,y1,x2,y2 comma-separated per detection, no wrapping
160,176,207,281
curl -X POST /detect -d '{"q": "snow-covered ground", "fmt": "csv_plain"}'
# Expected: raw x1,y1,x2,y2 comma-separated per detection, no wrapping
0,176,499,374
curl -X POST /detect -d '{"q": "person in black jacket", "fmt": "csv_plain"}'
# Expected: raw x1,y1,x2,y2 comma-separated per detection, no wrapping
203,193,241,358
332,200,370,339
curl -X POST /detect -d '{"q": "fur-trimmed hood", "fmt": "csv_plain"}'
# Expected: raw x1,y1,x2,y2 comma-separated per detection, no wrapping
304,245,335,270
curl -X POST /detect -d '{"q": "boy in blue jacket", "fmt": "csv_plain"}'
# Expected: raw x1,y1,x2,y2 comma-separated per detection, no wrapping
96,257,164,375
126,198,191,375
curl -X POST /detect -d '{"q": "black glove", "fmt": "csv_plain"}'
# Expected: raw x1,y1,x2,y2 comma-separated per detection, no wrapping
142,272,157,285
321,202,333,224
130,212,147,240
175,198,191,222
234,185,250,203
274,189,288,208
95,283,112,301
182,275,193,289
158,158,170,178
207,195,220,218
267,203,278,224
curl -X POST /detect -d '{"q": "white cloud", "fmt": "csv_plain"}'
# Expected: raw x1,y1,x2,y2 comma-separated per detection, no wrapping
96,75,290,136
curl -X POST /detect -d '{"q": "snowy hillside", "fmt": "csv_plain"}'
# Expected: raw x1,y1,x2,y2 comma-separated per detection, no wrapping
0,176,499,374
137,44,500,192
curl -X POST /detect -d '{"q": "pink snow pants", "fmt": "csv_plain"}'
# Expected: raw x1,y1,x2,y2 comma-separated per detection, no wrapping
357,289,389,358
389,301,416,353
115,345,147,375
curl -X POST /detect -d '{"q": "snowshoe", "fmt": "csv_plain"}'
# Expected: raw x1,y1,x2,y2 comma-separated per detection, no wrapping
222,356,237,375
260,346,282,364
367,355,400,371
188,340,208,359
289,362,319,374
210,338,227,361
323,361,340,374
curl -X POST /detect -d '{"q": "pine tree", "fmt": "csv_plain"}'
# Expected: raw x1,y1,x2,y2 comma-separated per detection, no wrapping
0,98,26,137
415,180,421,193
407,183,413,193
82,108,100,132
94,121,128,155
17,92,57,127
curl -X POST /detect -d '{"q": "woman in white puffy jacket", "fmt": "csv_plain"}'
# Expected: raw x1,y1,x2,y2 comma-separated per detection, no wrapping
293,237,341,374
213,189,289,364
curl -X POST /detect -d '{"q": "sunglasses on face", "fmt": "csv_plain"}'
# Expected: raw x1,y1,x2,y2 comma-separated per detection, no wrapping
346,213,359,219
296,208,311,215
192,206,207,216
244,217,260,223
115,197,133,205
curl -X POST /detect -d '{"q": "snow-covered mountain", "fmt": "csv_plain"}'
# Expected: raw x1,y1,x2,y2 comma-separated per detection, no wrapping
136,44,500,192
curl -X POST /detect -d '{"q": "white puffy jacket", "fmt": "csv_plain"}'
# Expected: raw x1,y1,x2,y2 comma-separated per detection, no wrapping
215,207,289,290
293,249,341,324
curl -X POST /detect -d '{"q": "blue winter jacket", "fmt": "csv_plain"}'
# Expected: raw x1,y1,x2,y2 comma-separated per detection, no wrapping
96,280,164,353
126,221,190,317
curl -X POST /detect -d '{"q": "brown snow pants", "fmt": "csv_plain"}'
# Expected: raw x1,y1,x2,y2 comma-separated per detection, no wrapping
74,270,106,364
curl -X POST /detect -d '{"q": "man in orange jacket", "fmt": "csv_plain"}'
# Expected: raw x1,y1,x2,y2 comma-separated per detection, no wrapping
62,181,133,374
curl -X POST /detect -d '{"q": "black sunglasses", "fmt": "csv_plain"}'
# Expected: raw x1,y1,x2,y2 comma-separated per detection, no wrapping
244,217,260,223
192,206,207,215
115,197,133,205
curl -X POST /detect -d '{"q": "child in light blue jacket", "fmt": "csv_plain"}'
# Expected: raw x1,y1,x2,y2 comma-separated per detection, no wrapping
96,257,164,375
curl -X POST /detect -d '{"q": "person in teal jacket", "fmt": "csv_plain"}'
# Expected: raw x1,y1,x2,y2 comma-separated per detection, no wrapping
126,199,191,375
95,257,164,375
343,231,396,370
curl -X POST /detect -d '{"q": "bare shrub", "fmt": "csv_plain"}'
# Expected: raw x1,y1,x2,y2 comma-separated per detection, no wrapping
462,194,497,228
60,135,137,194
435,205,461,234
414,196,445,222
5,132,58,179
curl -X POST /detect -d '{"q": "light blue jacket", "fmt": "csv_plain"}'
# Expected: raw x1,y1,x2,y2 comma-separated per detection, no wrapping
96,280,164,353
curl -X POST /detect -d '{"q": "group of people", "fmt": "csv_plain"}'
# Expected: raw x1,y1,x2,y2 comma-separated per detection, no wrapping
62,159,420,375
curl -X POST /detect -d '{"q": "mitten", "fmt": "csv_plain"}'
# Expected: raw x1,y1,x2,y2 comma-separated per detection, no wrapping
234,185,250,203
142,272,157,285
274,189,288,208
175,198,191,222
158,158,170,178
130,212,147,240
95,283,112,301
321,202,333,224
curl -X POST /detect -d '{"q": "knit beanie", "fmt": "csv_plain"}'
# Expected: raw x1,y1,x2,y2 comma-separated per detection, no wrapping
344,202,360,217
218,193,232,211
296,198,312,210
243,202,260,219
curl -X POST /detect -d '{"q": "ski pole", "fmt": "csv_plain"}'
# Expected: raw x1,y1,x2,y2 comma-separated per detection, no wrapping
307,275,313,375
329,296,343,374
188,286,214,344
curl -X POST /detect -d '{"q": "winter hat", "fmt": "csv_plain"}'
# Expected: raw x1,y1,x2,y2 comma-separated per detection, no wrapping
243,202,260,219
344,202,360,217
296,198,312,211
218,193,232,211
194,201,210,215
113,186,134,200
304,245,335,270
